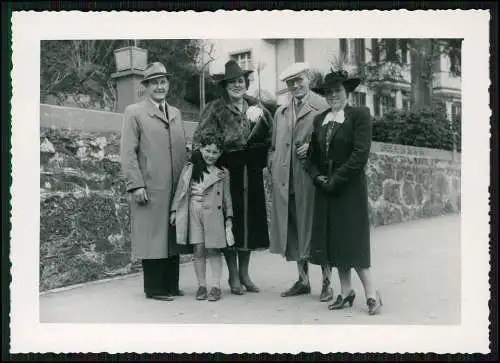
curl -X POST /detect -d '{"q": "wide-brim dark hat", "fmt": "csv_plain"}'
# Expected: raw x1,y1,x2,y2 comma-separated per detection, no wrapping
215,60,253,83
141,62,172,84
313,69,361,95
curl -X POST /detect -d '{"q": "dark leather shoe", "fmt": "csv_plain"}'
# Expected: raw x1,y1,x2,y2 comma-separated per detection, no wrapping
145,294,174,301
280,281,311,297
171,289,185,296
319,284,334,302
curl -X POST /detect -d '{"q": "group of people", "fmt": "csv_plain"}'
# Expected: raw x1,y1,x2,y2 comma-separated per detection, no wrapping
120,59,383,315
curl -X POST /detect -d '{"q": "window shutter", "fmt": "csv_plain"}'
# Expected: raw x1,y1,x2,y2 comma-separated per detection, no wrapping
340,39,348,58
294,39,305,62
355,39,366,66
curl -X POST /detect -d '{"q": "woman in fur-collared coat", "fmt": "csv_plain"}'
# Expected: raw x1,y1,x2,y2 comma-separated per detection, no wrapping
192,60,273,295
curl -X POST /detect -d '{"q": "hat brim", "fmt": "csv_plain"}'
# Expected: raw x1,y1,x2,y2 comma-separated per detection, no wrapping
215,69,253,83
141,73,172,84
314,78,361,95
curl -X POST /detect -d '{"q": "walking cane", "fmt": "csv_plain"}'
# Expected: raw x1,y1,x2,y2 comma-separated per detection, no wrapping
243,162,249,249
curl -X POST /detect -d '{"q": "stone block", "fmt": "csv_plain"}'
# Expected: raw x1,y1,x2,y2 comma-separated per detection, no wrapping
402,181,416,206
383,180,401,204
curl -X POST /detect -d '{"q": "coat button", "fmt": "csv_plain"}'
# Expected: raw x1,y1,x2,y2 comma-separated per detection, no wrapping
286,143,290,147
217,191,221,195
218,206,221,209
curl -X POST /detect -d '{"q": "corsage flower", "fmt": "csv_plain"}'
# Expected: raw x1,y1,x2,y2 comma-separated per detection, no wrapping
246,105,264,123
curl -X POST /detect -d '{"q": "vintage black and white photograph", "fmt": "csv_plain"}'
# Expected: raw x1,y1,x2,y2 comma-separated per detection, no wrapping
10,10,490,354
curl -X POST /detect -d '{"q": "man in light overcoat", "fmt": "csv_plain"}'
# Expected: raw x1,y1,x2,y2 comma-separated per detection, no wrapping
268,62,333,302
120,62,190,301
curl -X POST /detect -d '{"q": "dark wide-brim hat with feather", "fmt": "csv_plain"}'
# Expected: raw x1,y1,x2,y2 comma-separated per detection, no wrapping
214,60,254,84
313,69,362,95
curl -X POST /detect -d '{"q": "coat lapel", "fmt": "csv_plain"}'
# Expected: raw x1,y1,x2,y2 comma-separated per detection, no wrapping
166,103,178,124
202,169,223,191
324,106,353,153
295,102,313,124
145,98,169,125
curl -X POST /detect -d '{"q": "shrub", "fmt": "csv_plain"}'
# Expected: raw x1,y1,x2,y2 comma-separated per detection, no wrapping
372,107,459,151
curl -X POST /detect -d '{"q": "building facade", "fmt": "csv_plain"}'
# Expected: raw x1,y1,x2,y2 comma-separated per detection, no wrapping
208,38,461,121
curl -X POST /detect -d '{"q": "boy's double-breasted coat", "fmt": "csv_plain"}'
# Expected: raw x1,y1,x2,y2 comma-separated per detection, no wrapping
171,163,234,249
120,98,191,260
268,91,329,260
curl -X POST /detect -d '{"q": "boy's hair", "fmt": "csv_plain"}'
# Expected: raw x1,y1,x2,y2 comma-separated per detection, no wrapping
190,132,225,184
198,132,225,150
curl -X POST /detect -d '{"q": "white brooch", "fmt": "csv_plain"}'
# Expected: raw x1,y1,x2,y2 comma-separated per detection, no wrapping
246,105,264,123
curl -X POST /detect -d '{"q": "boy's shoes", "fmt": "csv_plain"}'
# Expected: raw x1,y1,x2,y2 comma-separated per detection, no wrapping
208,287,222,302
196,286,208,300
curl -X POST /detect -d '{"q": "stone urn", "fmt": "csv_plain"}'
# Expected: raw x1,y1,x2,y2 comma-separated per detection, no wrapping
114,46,148,72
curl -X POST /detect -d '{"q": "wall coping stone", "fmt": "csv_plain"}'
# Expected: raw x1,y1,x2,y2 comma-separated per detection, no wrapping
41,104,461,162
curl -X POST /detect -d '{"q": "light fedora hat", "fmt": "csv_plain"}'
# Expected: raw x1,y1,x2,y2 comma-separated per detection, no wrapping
279,62,311,82
141,62,172,84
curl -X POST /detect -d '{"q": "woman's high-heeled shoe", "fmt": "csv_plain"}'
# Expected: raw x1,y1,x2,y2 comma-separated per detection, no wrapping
328,290,356,310
367,291,383,315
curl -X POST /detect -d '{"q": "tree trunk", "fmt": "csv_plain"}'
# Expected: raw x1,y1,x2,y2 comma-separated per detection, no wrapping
410,39,433,110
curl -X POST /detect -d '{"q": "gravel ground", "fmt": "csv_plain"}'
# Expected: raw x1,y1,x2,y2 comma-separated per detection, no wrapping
40,214,461,325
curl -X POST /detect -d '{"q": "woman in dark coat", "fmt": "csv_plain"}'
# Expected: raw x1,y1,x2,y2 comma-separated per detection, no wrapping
306,70,383,315
192,60,272,295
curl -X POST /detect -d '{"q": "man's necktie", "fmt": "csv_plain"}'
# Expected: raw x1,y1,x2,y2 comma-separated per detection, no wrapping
159,103,165,117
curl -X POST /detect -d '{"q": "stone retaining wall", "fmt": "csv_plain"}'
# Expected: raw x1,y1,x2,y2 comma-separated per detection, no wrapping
39,105,461,292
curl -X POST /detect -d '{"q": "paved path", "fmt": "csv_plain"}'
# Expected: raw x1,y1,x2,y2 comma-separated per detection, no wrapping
40,214,460,325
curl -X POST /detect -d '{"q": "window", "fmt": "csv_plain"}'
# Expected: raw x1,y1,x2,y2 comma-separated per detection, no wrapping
231,51,252,71
400,39,409,64
374,95,381,117
294,39,304,62
402,90,411,110
381,94,396,114
374,94,396,117
351,91,366,107
354,39,366,66
340,39,365,66
385,39,398,62
402,98,411,110
451,102,462,121
371,39,380,63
